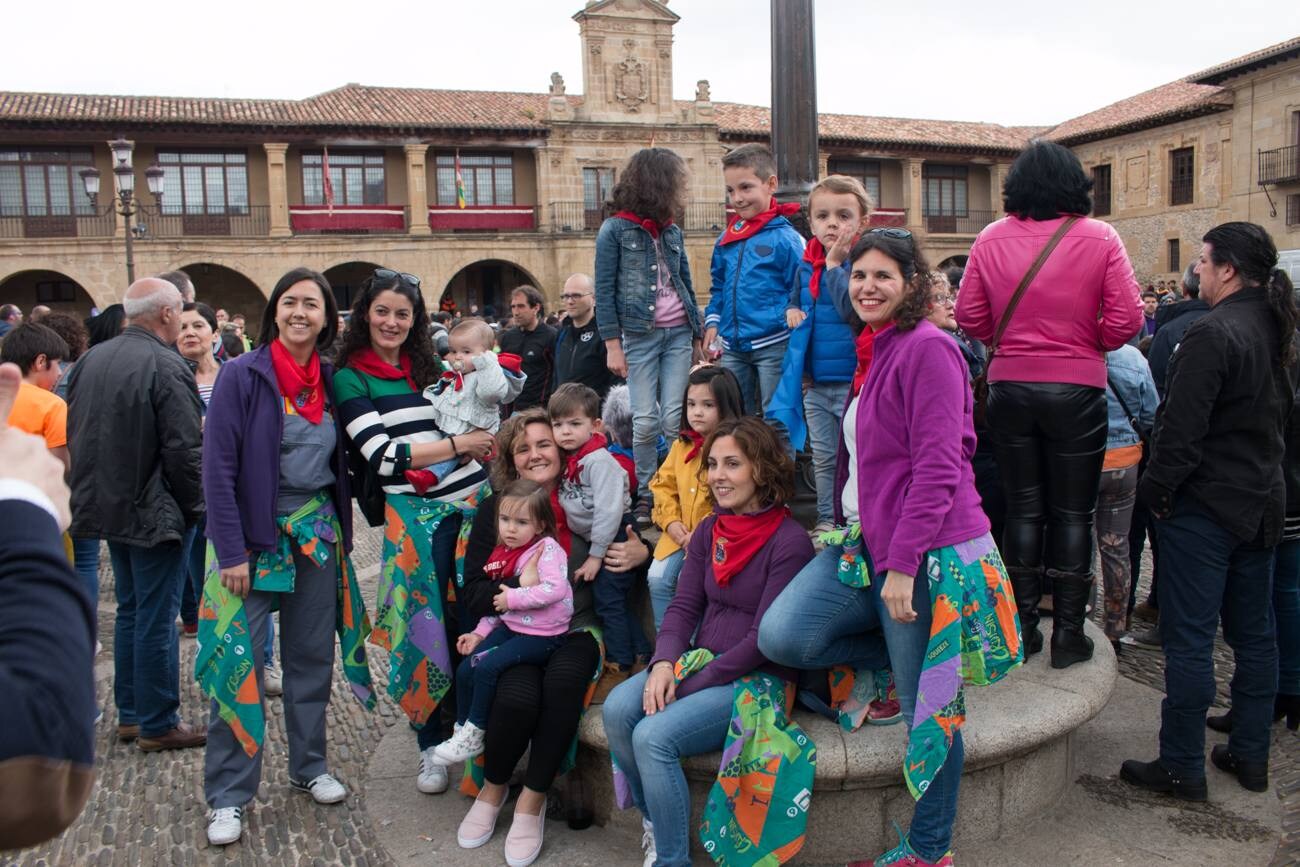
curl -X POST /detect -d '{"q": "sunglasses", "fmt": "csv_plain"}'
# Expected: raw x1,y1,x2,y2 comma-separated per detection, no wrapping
869,227,913,240
373,268,421,289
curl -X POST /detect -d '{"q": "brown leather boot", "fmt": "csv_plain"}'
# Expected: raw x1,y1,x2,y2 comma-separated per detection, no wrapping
116,724,140,742
137,721,208,752
589,663,630,705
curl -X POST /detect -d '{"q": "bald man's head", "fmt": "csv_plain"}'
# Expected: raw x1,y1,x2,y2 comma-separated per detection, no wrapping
561,272,595,324
124,278,184,344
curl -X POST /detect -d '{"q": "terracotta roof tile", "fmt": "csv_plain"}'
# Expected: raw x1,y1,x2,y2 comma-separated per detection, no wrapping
1187,35,1300,84
1042,80,1232,145
711,102,1034,153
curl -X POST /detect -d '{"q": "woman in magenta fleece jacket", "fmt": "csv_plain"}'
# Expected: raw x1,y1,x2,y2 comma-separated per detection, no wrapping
603,416,813,867
956,140,1143,669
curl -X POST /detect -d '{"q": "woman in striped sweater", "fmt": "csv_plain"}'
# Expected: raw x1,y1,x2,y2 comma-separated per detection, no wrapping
332,269,496,796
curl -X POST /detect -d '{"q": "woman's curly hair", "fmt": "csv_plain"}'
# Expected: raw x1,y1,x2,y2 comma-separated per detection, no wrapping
608,147,688,225
335,272,442,388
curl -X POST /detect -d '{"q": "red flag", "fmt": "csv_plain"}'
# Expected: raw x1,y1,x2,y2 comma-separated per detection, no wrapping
322,146,334,215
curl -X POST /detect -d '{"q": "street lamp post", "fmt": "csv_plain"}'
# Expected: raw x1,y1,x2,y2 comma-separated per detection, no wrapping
770,0,818,238
79,138,165,285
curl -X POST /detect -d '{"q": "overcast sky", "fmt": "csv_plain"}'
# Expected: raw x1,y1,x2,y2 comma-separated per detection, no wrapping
5,0,1294,126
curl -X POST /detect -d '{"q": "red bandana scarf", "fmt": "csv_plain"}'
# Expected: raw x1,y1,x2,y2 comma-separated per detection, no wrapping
269,339,325,424
565,432,608,483
347,347,417,393
548,488,572,555
613,210,672,239
719,198,802,246
850,327,879,398
681,429,706,464
439,370,464,391
710,506,789,587
484,537,539,582
803,237,828,300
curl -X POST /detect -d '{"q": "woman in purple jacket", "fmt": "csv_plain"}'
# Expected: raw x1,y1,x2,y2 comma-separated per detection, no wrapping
759,231,1021,867
603,416,814,867
200,268,354,847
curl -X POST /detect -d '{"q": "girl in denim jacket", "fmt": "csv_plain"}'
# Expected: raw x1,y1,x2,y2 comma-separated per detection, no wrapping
594,148,703,518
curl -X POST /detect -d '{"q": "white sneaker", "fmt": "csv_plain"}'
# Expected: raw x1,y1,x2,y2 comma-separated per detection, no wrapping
434,722,486,765
206,806,243,846
641,817,657,867
417,747,449,794
264,663,283,697
291,773,347,804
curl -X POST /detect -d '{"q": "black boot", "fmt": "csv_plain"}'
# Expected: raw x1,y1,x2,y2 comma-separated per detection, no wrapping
1206,709,1233,733
1276,694,1300,731
1210,744,1268,792
1048,569,1095,669
1007,567,1043,657
1120,758,1208,801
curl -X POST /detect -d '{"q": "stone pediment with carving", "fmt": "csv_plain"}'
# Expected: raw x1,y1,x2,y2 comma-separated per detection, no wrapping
575,0,679,24
573,0,678,122
615,41,649,112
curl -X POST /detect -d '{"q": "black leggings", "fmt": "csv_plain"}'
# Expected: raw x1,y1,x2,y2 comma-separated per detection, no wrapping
987,381,1107,575
482,630,602,792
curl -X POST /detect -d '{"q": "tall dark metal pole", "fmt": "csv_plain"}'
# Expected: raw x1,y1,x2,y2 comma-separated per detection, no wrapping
770,0,818,235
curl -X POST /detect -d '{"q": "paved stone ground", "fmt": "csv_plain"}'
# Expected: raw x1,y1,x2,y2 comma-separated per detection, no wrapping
3,508,1298,866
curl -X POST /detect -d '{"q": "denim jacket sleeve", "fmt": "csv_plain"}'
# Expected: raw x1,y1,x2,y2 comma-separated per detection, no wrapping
594,219,623,342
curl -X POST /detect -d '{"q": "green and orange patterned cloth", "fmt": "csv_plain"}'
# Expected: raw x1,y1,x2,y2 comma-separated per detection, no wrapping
372,486,489,729
904,533,1021,800
612,649,817,867
195,490,374,757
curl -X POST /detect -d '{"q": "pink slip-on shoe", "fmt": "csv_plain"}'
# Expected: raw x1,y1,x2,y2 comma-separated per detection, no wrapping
504,808,545,867
457,790,506,849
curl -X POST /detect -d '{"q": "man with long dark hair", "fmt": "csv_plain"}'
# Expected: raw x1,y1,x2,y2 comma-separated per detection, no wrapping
1122,221,1297,800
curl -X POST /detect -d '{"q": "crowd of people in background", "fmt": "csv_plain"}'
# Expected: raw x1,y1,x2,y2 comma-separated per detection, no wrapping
2,137,1297,867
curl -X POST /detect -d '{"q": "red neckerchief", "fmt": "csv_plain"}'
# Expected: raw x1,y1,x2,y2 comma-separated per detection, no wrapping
439,370,464,391
565,432,608,483
608,447,638,503
710,506,789,587
850,324,894,397
347,347,417,393
269,339,324,424
719,198,801,246
803,237,828,300
483,537,539,582
548,488,572,555
613,210,673,239
681,429,705,463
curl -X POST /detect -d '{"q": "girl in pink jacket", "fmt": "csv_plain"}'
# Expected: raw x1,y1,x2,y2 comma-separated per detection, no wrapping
956,140,1143,671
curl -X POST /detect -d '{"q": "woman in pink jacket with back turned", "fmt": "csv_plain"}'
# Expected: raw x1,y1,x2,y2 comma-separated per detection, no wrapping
956,140,1143,670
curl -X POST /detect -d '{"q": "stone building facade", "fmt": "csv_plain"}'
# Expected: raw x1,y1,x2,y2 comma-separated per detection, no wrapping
0,1,1294,320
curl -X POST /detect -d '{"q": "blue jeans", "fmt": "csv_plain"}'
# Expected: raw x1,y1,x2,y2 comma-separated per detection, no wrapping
624,325,695,501
647,549,686,630
1156,500,1277,776
603,669,735,867
593,560,648,667
455,625,564,729
757,543,963,862
722,341,787,416
1276,540,1300,697
416,513,465,750
803,381,851,524
179,525,200,626
72,536,101,608
107,540,187,737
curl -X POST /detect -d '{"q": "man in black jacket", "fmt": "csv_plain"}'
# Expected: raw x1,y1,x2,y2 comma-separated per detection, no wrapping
500,285,557,412
554,273,619,399
1122,222,1297,800
66,277,207,753
0,362,95,849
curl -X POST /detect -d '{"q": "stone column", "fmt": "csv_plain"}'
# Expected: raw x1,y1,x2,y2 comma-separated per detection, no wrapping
263,143,291,238
903,158,925,233
770,0,818,230
990,163,1005,219
405,144,431,236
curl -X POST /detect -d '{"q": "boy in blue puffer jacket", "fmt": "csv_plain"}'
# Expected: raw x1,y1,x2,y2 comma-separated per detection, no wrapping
702,144,806,415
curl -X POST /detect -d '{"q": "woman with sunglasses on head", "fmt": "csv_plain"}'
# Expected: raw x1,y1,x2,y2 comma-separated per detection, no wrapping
759,229,1022,867
956,141,1143,669
332,268,497,796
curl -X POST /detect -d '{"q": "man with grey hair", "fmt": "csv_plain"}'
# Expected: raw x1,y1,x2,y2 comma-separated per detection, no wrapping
1148,262,1210,398
66,278,206,752
157,270,196,304
555,272,618,399
0,304,20,338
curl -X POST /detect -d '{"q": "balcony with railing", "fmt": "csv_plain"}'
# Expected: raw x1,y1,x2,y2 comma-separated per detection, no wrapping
289,204,406,234
427,205,538,232
869,209,907,229
1259,145,1300,185
139,206,270,238
0,211,116,240
923,209,995,235
548,201,730,234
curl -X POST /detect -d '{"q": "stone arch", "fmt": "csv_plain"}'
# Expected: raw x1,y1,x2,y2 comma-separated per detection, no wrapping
937,254,969,270
0,268,101,317
441,259,542,321
175,262,266,325
322,261,383,313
